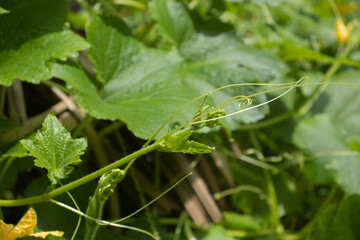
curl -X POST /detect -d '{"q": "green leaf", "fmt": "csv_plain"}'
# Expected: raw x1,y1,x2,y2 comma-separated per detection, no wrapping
20,113,87,185
157,130,214,154
200,225,234,240
150,0,195,45
314,195,360,240
54,16,285,140
53,16,198,139
0,0,89,86
311,70,360,141
1,137,32,160
293,114,360,194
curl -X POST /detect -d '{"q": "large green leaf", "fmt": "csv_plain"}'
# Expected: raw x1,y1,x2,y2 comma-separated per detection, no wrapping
54,15,286,140
293,114,360,194
53,15,196,139
0,0,89,86
20,113,87,185
150,0,195,45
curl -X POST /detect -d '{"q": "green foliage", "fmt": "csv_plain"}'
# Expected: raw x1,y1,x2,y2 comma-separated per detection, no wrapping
54,11,284,139
0,0,89,86
1,0,360,239
150,0,195,45
293,114,360,194
157,130,214,154
200,225,234,240
314,195,360,240
21,113,87,185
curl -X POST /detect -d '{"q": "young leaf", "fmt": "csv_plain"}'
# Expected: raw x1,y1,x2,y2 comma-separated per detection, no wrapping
20,113,87,185
157,130,214,154
0,0,89,86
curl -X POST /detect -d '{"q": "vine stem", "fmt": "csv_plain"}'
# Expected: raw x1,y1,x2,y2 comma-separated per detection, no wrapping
300,184,339,234
0,143,158,207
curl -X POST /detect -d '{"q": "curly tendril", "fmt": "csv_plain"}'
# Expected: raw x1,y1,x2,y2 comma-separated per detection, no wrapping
238,97,254,109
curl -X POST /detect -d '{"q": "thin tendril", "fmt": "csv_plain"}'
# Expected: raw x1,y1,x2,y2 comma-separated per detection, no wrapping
48,173,192,239
190,77,304,126
143,81,298,147
59,182,81,240
113,173,192,223
50,199,159,240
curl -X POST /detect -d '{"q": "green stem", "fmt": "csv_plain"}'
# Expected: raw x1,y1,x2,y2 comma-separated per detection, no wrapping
249,131,279,233
301,184,338,234
0,157,16,185
227,230,304,240
0,86,6,118
0,143,157,207
99,121,124,136
174,212,187,240
298,41,355,116
42,80,72,94
72,115,93,138
184,217,196,240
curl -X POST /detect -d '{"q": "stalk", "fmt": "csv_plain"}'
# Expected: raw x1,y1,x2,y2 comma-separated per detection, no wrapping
0,143,157,207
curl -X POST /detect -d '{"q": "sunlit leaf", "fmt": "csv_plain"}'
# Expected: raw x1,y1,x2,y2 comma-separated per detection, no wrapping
0,0,89,86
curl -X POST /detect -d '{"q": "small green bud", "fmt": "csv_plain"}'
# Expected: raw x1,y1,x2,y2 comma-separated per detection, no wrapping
205,107,226,128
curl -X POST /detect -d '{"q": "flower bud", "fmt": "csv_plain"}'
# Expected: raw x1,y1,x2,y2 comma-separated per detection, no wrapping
335,18,352,43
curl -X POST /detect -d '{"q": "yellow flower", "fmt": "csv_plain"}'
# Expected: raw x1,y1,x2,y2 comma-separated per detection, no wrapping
334,18,353,43
0,207,64,240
